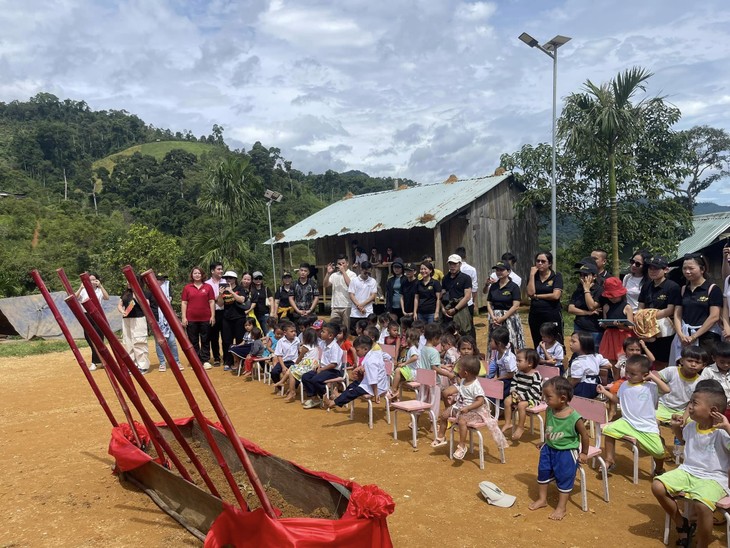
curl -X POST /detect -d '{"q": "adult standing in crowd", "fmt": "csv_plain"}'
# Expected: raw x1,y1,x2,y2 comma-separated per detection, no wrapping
205,261,224,366
385,260,406,319
500,252,522,287
217,270,249,370
413,261,442,323
250,271,272,329
400,263,418,317
455,246,478,316
75,273,109,371
182,266,215,370
324,254,355,328
274,272,294,318
353,246,368,272
148,273,182,372
623,250,650,312
289,263,319,320
420,254,444,281
526,251,564,345
486,260,525,349
118,275,151,374
670,253,723,362
441,254,474,336
591,249,610,279
637,255,680,369
349,261,378,321
724,243,730,340
568,262,604,348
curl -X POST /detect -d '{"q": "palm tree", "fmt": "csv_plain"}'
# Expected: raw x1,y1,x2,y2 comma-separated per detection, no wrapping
560,67,656,276
198,156,260,221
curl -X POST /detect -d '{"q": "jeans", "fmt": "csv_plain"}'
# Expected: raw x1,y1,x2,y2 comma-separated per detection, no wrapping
418,312,435,324
155,330,180,366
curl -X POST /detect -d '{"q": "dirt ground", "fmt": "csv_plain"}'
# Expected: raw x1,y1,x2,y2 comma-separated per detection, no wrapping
0,322,724,547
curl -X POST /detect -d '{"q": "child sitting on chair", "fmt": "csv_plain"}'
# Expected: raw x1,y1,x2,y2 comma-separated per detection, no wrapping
598,354,670,476
232,327,265,378
281,328,321,402
270,321,299,389
656,346,707,423
324,335,389,409
604,337,655,421
529,376,589,521
388,328,420,400
652,380,730,548
537,322,565,375
502,348,542,442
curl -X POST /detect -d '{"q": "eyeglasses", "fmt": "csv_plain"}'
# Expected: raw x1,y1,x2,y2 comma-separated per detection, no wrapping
629,260,643,267
535,259,548,264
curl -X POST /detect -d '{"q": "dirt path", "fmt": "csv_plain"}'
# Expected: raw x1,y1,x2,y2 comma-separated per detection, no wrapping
0,331,705,547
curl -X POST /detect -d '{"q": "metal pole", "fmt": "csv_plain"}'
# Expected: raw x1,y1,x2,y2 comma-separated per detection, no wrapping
267,200,277,283
551,47,558,269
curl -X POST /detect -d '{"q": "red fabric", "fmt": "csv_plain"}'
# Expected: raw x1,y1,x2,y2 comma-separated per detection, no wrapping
181,283,215,321
340,340,354,366
107,417,394,547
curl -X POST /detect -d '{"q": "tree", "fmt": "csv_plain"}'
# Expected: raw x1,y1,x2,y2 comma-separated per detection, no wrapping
198,156,261,221
672,125,730,209
559,67,674,276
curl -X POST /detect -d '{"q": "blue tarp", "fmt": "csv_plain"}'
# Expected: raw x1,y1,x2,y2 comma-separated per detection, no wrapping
0,292,122,340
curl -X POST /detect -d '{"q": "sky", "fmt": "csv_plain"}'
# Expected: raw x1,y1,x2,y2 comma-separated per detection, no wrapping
1,0,729,204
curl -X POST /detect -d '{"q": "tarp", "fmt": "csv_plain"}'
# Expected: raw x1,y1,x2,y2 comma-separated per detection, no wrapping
109,418,395,548
0,292,122,339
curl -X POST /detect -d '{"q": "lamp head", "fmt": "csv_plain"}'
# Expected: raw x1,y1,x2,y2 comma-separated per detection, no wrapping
518,32,538,48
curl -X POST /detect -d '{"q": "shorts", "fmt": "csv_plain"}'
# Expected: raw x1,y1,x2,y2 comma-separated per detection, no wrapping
399,366,416,382
602,418,666,458
655,468,727,511
656,403,684,423
537,444,579,493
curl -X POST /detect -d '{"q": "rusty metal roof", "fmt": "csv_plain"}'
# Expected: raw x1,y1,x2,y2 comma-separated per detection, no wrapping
265,173,512,244
675,212,730,259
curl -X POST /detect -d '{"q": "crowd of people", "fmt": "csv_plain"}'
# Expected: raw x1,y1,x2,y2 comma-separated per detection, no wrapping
76,243,730,541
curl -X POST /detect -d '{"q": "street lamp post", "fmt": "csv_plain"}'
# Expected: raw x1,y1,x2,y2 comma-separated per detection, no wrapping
264,189,283,284
518,32,571,269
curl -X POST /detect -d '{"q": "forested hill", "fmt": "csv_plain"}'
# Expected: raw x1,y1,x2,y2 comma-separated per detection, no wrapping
0,93,417,297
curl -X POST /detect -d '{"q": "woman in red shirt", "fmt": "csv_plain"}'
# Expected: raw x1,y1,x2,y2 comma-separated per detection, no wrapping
181,266,215,369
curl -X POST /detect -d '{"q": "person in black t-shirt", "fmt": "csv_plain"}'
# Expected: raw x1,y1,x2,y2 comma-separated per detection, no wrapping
441,254,474,336
567,262,604,348
250,271,272,328
527,251,564,345
487,260,524,349
400,263,418,317
274,272,295,318
413,261,442,323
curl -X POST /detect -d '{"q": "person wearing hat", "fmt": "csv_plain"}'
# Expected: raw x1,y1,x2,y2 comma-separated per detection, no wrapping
216,270,252,370
486,260,525,349
441,254,474,336
385,259,406,319
205,262,225,366
348,260,378,320
637,255,681,368
182,266,216,370
288,263,319,321
567,261,604,348
455,246,479,316
400,263,418,317
250,271,273,329
324,254,356,328
598,277,635,366
273,271,295,319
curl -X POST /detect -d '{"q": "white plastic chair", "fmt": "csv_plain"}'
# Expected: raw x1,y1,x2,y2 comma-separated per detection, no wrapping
448,378,506,470
662,495,730,546
391,369,438,448
350,360,393,429
570,396,610,511
522,365,562,442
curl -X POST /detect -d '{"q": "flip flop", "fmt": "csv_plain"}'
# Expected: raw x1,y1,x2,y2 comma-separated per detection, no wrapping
430,438,447,448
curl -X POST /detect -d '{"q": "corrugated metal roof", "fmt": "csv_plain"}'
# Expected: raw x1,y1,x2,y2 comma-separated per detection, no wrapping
675,212,730,258
266,173,512,244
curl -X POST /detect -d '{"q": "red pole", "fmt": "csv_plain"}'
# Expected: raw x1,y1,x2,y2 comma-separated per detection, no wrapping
30,270,118,428
141,268,277,518
56,268,142,447
123,268,250,506
65,295,192,481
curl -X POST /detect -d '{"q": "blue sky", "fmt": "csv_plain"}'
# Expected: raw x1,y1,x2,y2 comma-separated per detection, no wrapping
1,0,728,204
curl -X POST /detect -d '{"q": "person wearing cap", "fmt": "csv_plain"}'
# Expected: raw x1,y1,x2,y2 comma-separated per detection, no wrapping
288,263,319,321
250,271,273,329
441,254,474,336
455,247,479,316
274,272,295,318
567,261,604,348
623,250,651,312
486,260,524,349
205,261,225,366
182,266,216,370
637,255,681,368
216,270,252,370
348,260,378,319
400,263,418,317
526,251,564,346
385,260,406,319
598,277,634,366
324,254,356,328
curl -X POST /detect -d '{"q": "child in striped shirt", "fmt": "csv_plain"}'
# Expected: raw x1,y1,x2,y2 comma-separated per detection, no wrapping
503,348,542,441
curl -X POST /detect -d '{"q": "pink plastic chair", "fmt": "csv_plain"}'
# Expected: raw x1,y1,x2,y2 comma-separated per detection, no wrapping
324,352,350,410
570,396,610,511
381,344,397,362
448,378,506,469
523,365,562,442
391,369,438,448
349,359,393,429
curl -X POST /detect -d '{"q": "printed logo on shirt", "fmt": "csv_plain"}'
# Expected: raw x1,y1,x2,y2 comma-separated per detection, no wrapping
546,280,553,287
698,296,709,303
545,426,564,441
657,294,667,301
501,290,512,296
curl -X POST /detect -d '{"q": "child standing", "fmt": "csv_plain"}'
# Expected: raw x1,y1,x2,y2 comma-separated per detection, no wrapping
529,376,590,521
537,322,565,375
569,332,611,399
431,356,507,457
652,380,730,548
324,335,389,409
488,327,517,400
503,349,543,441
598,355,670,475
656,346,707,422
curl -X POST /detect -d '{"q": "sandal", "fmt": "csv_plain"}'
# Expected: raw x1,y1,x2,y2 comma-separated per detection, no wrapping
453,445,468,460
675,516,695,547
430,438,447,448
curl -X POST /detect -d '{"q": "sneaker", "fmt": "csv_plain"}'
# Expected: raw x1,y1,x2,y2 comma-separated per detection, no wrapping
203,362,213,370
139,368,150,375
89,363,98,371
159,363,167,372
213,360,221,367
302,398,321,409
177,363,184,371
224,365,231,372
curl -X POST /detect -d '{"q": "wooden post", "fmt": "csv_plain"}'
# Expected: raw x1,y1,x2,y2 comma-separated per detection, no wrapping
433,224,443,270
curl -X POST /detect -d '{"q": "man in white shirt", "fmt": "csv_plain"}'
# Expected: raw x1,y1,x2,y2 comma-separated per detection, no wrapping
455,247,478,316
324,254,356,329
205,261,225,366
349,261,378,319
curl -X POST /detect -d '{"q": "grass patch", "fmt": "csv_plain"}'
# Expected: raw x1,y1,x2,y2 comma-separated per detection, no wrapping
0,339,85,358
92,140,216,179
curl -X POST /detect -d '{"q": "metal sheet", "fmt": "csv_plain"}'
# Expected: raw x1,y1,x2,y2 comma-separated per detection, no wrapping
675,212,730,259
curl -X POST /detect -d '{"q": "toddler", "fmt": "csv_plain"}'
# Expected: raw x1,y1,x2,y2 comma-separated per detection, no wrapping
656,346,707,422
537,322,565,375
503,349,542,441
568,332,611,399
